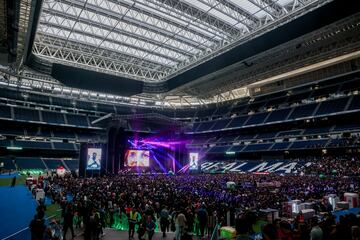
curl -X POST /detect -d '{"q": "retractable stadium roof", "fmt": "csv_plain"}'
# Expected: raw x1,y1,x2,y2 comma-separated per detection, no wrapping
32,0,333,82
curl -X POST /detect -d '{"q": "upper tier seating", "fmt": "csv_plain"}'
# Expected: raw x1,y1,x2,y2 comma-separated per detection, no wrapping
315,97,349,115
13,141,52,149
42,111,65,124
265,108,292,123
288,103,317,119
245,112,269,126
242,143,273,152
53,142,76,150
64,160,79,170
66,114,89,127
0,105,12,119
271,142,290,150
14,108,40,122
289,139,329,149
43,159,64,169
16,157,46,169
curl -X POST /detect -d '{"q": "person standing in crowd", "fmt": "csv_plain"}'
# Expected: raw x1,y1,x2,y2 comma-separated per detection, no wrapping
146,215,156,240
63,203,75,240
137,212,146,240
208,210,218,237
175,211,187,240
160,205,169,238
10,175,16,187
197,204,208,237
310,217,323,240
128,207,139,239
29,213,46,240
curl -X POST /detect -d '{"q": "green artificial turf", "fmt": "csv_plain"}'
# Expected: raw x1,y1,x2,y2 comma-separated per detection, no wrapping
46,203,62,221
0,175,26,187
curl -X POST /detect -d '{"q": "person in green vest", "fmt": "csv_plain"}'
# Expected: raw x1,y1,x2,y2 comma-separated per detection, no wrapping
128,207,140,239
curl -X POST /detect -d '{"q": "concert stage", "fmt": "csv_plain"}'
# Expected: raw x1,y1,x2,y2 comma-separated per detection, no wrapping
79,113,191,176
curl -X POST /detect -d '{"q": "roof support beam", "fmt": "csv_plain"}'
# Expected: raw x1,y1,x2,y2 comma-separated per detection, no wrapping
153,0,240,37
41,8,195,57
57,0,212,50
215,0,260,27
260,0,288,15
39,21,183,64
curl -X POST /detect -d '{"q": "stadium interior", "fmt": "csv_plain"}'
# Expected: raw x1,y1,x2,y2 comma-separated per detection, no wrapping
0,0,359,239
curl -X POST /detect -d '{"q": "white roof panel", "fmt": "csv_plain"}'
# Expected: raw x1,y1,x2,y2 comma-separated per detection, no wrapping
33,0,332,82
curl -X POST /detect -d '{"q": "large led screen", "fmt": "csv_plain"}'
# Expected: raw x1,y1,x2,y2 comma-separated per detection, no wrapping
86,148,102,170
125,150,150,167
189,152,199,170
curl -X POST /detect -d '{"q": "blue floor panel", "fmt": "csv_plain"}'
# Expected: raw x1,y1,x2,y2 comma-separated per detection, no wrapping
0,185,37,240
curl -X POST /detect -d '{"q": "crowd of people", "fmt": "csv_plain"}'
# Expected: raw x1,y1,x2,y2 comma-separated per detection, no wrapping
23,154,360,240
27,161,358,240
293,155,360,176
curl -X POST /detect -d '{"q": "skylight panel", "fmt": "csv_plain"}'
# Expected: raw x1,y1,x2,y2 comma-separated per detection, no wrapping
277,0,296,6
182,0,212,12
230,0,261,15
208,8,239,26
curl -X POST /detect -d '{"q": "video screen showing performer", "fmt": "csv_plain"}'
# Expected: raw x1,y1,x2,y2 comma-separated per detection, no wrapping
189,152,199,170
125,150,150,167
86,148,102,170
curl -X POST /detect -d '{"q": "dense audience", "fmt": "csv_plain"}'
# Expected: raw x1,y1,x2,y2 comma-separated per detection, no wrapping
294,155,360,176
27,155,360,240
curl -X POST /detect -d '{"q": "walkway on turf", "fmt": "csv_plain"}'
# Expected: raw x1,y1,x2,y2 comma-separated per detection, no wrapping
73,228,176,240
0,185,37,240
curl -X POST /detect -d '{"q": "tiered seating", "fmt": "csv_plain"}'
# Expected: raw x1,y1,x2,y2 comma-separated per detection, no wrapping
97,103,115,113
277,130,303,137
348,95,360,110
288,103,317,119
245,112,269,125
51,97,73,108
207,145,231,153
77,132,97,141
217,135,238,143
311,85,339,98
43,159,64,169
14,108,40,122
66,114,89,127
0,105,12,119
16,157,46,169
53,142,76,150
334,123,360,131
290,139,328,149
228,145,245,152
76,100,93,110
242,143,272,152
265,108,291,123
196,121,215,132
271,142,290,150
211,119,231,130
13,141,52,149
28,93,50,105
287,91,312,103
303,126,332,135
226,116,249,129
237,134,255,141
42,111,65,124
0,140,12,147
255,132,277,139
0,127,25,136
315,97,348,115
64,160,79,170
52,130,76,139
0,158,15,170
